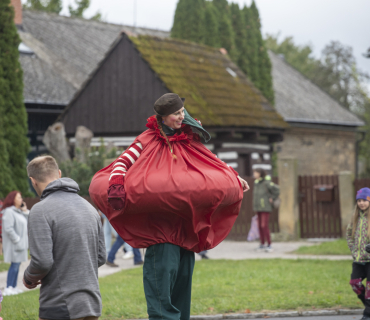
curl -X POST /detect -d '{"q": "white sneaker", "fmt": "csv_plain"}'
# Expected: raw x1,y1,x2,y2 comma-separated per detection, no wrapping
265,246,274,253
122,251,134,260
13,287,23,294
4,287,16,296
255,245,266,252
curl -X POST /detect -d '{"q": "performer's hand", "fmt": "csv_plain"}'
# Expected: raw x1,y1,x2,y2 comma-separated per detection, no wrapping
108,184,126,210
237,176,250,193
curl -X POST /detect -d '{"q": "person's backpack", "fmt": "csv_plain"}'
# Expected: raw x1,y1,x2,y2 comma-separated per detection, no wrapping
271,197,281,210
264,183,281,210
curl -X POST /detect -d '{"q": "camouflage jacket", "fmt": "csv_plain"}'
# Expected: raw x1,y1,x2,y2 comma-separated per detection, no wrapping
252,176,280,212
346,211,370,263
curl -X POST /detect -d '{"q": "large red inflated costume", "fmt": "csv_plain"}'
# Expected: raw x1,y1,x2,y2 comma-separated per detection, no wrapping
89,116,243,253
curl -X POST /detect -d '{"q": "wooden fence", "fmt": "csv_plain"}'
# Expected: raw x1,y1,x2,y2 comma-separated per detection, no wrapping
298,175,341,238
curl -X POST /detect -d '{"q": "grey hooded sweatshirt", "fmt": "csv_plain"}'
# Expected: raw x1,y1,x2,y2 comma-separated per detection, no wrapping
24,178,106,320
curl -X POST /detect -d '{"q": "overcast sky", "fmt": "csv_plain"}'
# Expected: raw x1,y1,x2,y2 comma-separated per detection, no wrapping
34,0,370,75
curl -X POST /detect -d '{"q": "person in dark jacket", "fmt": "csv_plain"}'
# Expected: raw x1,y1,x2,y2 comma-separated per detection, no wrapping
23,156,106,320
253,168,280,253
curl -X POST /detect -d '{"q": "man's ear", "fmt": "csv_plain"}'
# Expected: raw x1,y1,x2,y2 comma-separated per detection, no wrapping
30,177,36,187
58,170,62,178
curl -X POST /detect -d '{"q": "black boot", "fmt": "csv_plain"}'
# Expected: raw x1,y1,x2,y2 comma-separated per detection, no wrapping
361,315,370,320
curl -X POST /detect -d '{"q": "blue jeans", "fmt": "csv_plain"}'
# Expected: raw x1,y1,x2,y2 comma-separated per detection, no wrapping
7,262,20,288
108,235,142,264
102,214,118,254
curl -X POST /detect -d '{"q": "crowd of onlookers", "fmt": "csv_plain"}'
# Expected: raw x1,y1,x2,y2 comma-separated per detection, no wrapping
0,162,277,319
0,166,278,293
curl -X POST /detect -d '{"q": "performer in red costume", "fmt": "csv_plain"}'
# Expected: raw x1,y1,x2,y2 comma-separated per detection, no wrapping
89,93,249,320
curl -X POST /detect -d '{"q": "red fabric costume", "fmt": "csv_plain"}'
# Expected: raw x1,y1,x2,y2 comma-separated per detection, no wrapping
89,116,243,252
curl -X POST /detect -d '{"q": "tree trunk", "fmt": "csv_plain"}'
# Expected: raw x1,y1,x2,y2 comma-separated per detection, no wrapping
43,122,71,163
75,126,93,162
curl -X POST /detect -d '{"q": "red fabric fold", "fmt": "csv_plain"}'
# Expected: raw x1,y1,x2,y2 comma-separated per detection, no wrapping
89,116,243,253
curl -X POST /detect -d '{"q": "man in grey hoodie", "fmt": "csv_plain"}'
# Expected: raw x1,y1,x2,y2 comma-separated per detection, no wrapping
23,155,106,320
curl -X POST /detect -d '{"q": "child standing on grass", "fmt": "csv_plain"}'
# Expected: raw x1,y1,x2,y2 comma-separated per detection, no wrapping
347,187,370,320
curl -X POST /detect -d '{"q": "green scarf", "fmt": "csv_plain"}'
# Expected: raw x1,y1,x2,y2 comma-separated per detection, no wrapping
162,109,211,142
183,109,211,142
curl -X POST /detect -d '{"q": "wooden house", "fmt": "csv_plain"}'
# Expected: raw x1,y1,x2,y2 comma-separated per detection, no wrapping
14,7,288,175
269,51,364,176
17,9,167,158
58,34,288,176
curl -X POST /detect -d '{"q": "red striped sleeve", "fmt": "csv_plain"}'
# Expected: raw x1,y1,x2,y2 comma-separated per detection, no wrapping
109,142,143,186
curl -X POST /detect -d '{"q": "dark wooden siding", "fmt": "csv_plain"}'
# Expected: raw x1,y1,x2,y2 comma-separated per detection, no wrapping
62,35,169,136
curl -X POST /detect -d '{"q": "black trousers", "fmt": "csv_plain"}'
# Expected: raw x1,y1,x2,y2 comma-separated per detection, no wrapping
350,262,370,316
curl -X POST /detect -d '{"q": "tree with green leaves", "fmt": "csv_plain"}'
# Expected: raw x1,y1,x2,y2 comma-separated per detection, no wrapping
203,2,219,47
266,35,369,111
0,117,15,198
249,0,274,103
171,0,205,44
0,0,30,197
242,5,259,87
60,140,117,196
69,0,102,20
230,3,248,76
24,0,62,14
212,0,236,58
265,34,317,78
24,0,102,20
171,0,274,103
212,0,228,17
359,92,370,177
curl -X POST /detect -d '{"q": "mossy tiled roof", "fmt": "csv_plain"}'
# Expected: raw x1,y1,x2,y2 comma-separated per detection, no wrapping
130,36,288,129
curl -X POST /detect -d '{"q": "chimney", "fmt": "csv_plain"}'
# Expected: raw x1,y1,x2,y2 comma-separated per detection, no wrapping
10,0,22,26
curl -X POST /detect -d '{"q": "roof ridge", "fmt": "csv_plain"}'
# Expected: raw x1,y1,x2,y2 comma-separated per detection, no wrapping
23,9,169,33
269,50,364,126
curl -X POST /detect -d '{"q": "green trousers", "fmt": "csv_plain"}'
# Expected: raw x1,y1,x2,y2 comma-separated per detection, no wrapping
143,243,195,320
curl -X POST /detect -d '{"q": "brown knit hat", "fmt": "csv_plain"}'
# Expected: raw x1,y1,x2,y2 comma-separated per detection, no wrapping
154,93,185,117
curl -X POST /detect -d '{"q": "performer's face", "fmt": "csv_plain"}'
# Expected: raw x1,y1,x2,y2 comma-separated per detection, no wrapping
163,107,185,129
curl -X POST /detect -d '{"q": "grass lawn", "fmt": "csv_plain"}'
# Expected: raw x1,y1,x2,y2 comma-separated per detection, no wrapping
1,259,360,319
0,254,10,272
293,239,351,255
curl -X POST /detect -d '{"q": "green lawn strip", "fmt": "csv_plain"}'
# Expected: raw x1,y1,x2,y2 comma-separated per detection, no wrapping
0,262,10,272
0,254,10,273
293,239,351,255
1,259,360,319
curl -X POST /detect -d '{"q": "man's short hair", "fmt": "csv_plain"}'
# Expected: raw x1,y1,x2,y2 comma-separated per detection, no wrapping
27,156,59,183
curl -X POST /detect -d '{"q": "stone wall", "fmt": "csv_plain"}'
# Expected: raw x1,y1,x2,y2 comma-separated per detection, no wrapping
277,127,357,176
